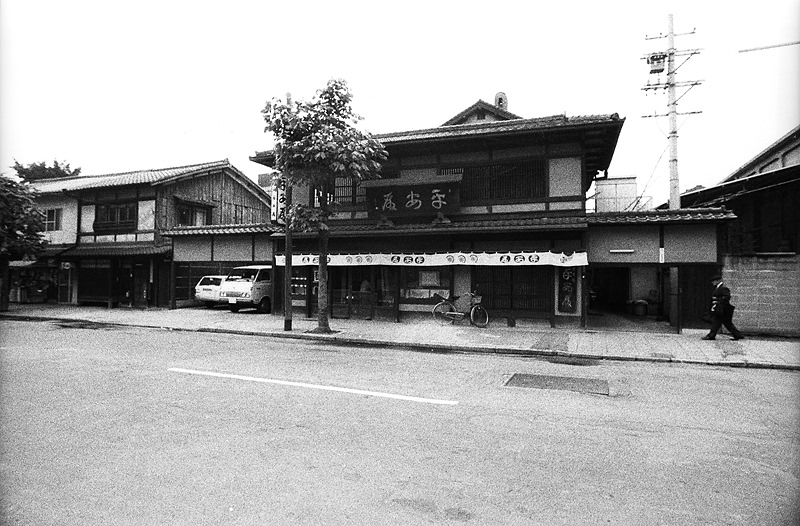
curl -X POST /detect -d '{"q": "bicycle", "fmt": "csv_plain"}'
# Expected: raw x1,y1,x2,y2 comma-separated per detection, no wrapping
432,291,490,328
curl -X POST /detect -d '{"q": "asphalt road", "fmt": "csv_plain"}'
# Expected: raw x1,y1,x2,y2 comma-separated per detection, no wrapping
1,319,798,525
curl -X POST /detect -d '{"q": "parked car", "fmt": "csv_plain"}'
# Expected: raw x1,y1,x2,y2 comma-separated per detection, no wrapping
194,275,227,308
218,265,272,313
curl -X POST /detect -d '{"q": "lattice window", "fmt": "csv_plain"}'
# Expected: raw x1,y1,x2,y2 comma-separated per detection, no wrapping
455,160,547,203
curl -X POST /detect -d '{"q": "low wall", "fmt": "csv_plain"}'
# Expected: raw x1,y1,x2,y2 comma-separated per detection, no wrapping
723,254,799,337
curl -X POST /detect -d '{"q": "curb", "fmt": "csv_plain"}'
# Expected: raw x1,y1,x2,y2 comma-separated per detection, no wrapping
2,313,798,371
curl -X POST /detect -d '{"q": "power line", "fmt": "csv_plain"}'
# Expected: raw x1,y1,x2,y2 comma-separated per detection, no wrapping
739,41,800,53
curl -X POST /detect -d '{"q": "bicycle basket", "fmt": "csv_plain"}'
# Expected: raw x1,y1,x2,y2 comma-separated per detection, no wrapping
472,295,482,304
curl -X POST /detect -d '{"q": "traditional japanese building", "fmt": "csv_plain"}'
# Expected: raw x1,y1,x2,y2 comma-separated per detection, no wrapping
17,160,271,308
251,94,735,329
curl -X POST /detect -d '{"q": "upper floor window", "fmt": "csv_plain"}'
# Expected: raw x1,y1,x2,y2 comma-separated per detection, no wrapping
44,208,62,231
453,160,547,203
334,176,367,206
177,203,211,226
95,202,137,233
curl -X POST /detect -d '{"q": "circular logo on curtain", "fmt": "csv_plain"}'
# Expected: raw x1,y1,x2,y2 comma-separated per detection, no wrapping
415,256,425,264
446,255,455,263
346,256,353,264
403,256,413,264
391,256,401,264
366,256,373,263
514,254,525,263
528,254,540,263
500,255,511,264
458,255,467,263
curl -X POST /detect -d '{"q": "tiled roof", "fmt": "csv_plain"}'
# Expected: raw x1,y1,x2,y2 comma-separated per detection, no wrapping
283,216,589,238
441,100,522,126
31,160,233,195
61,243,172,257
162,223,280,237
587,208,736,224
375,114,623,144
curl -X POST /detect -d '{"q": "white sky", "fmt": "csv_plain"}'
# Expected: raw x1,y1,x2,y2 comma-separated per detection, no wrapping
2,0,799,206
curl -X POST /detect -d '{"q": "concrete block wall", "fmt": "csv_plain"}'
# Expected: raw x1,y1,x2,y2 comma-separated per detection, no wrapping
723,254,800,337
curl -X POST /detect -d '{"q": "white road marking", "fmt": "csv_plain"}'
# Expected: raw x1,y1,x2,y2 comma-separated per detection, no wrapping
168,367,459,406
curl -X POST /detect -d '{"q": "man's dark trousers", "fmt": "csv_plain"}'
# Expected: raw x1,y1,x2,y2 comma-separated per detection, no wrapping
708,304,744,339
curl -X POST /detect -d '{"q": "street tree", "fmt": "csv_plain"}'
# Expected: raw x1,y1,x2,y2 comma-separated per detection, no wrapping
0,176,46,311
12,160,81,181
263,79,387,333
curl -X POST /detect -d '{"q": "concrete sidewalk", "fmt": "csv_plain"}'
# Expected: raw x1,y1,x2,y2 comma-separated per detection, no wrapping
2,303,798,370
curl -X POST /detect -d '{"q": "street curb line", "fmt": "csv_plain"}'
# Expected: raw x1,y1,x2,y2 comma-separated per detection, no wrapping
2,314,798,371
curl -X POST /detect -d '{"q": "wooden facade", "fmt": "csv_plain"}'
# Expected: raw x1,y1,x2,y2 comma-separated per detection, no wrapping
247,97,735,329
23,160,270,308
251,100,625,325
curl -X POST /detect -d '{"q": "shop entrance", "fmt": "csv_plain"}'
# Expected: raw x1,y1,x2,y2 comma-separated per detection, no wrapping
132,262,149,308
589,267,630,312
330,266,397,320
58,265,72,303
474,266,550,317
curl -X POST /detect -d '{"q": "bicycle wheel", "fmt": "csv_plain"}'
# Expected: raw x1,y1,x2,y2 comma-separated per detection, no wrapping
433,301,456,324
470,304,489,328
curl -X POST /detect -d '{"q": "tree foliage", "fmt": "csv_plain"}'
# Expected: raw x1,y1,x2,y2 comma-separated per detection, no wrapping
263,79,387,332
12,159,81,181
0,176,46,311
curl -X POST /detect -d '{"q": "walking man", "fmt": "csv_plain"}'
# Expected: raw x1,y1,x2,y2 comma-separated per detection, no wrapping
702,275,744,340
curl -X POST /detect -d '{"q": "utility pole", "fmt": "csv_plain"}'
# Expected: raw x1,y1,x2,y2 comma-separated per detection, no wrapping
283,93,293,331
641,14,703,335
642,14,703,210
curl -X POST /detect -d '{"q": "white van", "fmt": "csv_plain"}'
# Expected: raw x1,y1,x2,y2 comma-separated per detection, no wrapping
218,265,272,313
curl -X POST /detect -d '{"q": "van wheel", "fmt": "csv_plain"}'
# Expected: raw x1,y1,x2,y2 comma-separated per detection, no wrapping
229,305,240,313
258,297,271,314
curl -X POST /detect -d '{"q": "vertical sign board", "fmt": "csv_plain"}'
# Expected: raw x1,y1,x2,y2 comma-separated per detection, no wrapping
558,267,578,313
271,176,286,225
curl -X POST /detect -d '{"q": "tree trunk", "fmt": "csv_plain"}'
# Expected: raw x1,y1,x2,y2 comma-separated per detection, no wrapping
313,190,333,334
314,226,332,333
0,256,11,312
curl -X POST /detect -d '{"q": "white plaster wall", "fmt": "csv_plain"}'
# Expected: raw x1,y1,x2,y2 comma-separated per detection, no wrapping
80,205,94,233
138,200,155,230
37,195,78,244
549,157,582,197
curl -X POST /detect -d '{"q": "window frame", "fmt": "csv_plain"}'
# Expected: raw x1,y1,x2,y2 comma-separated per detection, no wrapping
44,208,62,232
94,202,138,234
333,176,367,206
177,202,212,227
443,159,548,204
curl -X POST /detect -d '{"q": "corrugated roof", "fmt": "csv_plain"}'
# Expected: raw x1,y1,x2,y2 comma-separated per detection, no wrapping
162,223,280,237
375,114,623,144
587,208,736,224
31,160,232,194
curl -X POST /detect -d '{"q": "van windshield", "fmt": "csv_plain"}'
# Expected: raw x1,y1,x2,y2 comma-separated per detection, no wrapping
226,269,258,282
